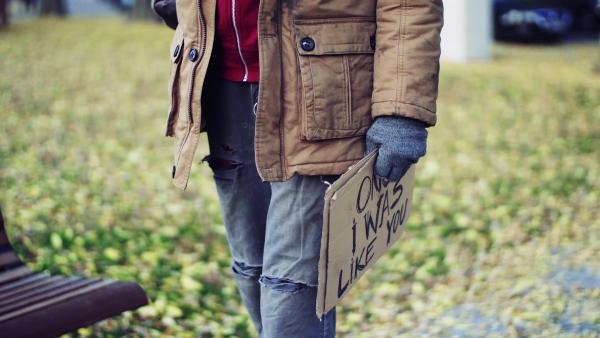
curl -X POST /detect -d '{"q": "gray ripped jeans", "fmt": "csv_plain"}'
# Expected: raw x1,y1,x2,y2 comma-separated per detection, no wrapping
201,74,337,337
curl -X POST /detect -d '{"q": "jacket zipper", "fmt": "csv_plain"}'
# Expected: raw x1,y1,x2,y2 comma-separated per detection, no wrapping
187,0,208,124
276,1,285,177
231,0,249,82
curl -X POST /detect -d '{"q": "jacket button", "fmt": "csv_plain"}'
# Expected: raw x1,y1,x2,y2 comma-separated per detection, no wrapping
370,36,376,50
300,37,315,52
173,45,180,58
189,48,198,62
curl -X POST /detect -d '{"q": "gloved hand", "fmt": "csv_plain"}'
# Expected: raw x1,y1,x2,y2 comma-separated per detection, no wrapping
365,116,428,182
152,0,178,30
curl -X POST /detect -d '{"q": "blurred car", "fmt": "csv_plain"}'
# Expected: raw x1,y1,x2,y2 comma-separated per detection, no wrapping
565,0,600,31
494,0,574,42
494,0,600,42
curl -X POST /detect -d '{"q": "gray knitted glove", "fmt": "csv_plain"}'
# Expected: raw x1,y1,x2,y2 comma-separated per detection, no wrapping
365,116,428,182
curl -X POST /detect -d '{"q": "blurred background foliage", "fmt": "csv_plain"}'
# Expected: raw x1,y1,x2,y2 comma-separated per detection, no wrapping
0,4,600,338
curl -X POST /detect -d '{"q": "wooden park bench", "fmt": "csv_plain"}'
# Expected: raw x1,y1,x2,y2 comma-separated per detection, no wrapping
0,207,149,338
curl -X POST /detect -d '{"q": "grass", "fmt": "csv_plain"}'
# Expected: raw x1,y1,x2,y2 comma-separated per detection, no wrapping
1,18,599,337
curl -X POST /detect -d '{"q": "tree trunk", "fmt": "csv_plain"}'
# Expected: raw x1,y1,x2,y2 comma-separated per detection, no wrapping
39,0,68,16
0,0,9,28
129,0,159,21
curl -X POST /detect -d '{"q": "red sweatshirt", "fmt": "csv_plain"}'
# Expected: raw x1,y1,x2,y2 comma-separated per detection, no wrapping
212,0,260,82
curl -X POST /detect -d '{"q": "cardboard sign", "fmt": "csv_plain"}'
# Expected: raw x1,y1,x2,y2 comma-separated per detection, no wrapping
317,150,415,317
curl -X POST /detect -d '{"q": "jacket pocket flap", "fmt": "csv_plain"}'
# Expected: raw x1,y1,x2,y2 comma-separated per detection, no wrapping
294,18,376,56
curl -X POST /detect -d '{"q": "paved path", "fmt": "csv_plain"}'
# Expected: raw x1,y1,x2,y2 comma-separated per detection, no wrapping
65,0,119,17
10,0,119,22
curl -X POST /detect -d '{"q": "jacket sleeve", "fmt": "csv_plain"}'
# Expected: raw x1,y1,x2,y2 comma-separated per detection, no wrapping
372,0,443,127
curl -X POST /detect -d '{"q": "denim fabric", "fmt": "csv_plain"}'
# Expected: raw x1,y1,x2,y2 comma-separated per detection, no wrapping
202,75,337,337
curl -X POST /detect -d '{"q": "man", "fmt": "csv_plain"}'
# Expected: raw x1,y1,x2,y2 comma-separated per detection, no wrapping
153,0,443,336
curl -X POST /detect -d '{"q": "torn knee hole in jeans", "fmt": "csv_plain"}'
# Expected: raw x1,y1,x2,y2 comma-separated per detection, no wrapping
231,261,262,279
260,276,316,294
202,155,242,170
203,156,243,182
202,156,243,182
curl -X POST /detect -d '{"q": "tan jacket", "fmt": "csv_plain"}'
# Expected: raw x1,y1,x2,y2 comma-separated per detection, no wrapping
166,0,444,189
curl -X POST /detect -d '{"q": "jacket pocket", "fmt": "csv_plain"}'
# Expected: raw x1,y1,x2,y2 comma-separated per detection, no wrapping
294,18,376,141
165,27,184,137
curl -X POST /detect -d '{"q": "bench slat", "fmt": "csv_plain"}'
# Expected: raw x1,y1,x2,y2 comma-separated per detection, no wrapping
0,278,100,315
0,207,148,337
0,280,148,338
0,275,63,302
0,266,33,286
0,277,77,314
0,279,115,323
0,273,49,293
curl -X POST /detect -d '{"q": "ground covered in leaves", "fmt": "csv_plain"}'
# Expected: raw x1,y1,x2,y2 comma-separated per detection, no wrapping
1,19,599,337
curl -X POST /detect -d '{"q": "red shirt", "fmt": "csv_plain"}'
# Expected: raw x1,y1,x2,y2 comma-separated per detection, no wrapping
213,0,260,82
